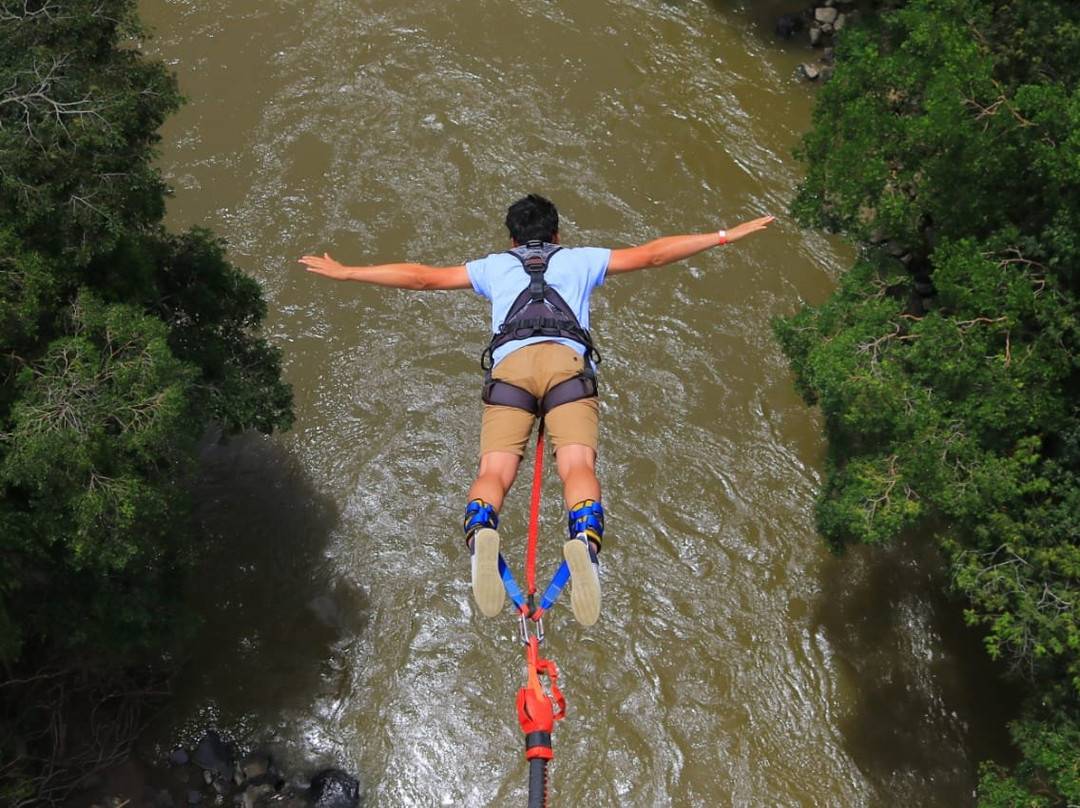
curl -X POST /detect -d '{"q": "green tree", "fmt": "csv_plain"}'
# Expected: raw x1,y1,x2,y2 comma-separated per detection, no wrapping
777,0,1080,804
0,0,176,262
0,0,293,666
1,0,294,802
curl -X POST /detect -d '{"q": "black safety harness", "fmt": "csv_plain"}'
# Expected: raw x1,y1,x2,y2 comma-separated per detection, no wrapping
480,241,601,415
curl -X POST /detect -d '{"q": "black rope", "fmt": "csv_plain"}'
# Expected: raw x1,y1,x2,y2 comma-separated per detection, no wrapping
527,758,549,808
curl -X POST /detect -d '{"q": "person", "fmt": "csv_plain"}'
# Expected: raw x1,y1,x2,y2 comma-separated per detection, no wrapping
299,194,775,626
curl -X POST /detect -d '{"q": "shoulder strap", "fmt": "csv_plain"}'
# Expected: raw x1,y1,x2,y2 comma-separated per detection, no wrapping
481,241,599,371
508,241,563,302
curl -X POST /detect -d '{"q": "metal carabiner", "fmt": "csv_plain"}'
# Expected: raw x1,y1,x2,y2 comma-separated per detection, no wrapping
518,601,545,647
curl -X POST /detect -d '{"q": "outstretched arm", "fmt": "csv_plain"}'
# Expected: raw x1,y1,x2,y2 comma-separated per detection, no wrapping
606,215,775,275
298,253,472,291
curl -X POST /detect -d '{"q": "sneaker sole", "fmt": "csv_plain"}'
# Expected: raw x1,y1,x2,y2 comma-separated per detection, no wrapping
472,528,504,617
563,538,600,627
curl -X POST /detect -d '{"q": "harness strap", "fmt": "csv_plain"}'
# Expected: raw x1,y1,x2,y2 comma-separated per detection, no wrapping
482,378,540,415
480,240,602,372
463,499,499,544
542,373,597,414
568,499,604,554
524,250,548,302
482,369,598,415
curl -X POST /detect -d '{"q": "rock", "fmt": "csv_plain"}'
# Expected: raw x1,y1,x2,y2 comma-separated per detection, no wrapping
815,6,840,25
241,780,277,808
777,1,856,51
263,788,308,808
148,788,176,808
193,731,234,779
236,752,273,786
308,769,360,808
169,747,190,766
776,12,805,38
799,63,822,81
64,733,359,808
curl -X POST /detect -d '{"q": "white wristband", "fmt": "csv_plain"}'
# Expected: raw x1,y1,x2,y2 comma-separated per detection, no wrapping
717,229,727,246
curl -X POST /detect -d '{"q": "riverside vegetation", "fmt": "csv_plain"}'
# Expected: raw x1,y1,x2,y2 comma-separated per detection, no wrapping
775,0,1080,804
0,1,293,804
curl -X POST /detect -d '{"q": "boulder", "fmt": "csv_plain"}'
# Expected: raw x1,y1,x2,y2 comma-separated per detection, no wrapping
308,769,360,808
192,731,234,779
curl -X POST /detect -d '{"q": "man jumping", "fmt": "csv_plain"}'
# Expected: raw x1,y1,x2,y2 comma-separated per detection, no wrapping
299,194,774,626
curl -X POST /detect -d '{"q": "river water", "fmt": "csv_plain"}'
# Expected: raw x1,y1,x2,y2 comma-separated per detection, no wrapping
137,0,1015,805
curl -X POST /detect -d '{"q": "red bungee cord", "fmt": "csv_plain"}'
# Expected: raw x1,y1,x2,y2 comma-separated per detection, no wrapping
515,420,565,807
524,420,545,601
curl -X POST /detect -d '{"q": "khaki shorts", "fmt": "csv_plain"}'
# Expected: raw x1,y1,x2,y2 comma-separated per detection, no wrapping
479,342,599,457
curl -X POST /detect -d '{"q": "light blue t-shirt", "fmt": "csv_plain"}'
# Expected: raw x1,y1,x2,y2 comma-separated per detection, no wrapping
466,245,611,368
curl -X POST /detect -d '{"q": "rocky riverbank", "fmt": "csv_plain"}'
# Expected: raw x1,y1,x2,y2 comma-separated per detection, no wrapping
64,732,360,808
776,0,863,81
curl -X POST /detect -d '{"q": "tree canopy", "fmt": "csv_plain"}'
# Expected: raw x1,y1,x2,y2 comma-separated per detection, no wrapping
777,1,1080,804
0,0,293,667
0,4,293,802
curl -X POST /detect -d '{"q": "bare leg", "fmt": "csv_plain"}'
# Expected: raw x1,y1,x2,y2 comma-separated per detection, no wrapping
467,450,521,512
554,444,601,508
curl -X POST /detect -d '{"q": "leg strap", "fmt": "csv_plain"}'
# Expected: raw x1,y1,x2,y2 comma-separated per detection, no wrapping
463,499,499,545
482,368,598,416
568,499,604,554
482,377,539,414
540,371,597,414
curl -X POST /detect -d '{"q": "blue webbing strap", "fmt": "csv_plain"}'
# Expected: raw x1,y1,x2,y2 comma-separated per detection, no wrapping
499,553,528,612
537,561,570,613
501,556,570,616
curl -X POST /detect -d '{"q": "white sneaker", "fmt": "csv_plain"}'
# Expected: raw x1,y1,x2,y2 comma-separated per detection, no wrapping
563,533,601,626
470,528,504,617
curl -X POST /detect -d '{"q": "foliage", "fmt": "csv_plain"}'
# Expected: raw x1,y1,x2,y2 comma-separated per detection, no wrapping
3,290,197,657
0,0,294,666
0,0,177,266
0,1,295,802
978,684,1080,808
778,0,1080,804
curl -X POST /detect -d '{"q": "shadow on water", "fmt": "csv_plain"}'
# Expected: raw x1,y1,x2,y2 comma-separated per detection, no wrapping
141,430,367,767
815,534,1023,807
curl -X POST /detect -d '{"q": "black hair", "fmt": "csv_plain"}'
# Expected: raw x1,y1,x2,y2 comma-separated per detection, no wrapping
504,194,559,244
